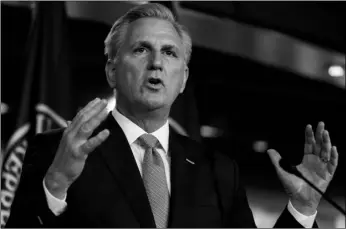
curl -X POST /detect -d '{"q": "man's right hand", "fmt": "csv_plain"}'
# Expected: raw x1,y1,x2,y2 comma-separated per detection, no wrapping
44,98,110,199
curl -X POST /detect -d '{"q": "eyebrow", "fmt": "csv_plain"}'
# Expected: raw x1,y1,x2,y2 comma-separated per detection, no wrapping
161,44,178,51
132,41,180,52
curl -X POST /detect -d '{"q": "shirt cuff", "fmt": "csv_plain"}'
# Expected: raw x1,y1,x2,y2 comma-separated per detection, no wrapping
287,200,317,228
43,178,67,216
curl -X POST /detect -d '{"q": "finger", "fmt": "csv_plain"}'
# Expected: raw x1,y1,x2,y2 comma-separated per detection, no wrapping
62,120,72,129
70,98,101,129
327,146,338,176
80,129,110,155
78,105,109,138
304,124,315,155
321,130,332,161
313,121,325,156
73,99,108,136
267,149,284,173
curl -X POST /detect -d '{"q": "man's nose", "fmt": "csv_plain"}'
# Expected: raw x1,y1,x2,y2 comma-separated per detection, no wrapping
148,51,163,71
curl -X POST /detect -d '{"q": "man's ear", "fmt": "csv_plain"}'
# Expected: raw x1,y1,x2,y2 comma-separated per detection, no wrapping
105,59,117,88
179,65,189,93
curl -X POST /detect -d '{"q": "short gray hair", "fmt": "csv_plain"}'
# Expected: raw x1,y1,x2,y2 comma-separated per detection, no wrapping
104,3,192,64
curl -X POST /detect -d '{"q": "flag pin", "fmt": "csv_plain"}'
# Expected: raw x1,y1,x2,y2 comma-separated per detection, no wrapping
186,158,195,165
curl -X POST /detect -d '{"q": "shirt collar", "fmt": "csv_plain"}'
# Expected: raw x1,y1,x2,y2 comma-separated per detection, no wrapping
112,108,169,153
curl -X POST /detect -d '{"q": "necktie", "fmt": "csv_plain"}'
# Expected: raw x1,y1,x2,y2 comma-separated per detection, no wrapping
138,134,169,228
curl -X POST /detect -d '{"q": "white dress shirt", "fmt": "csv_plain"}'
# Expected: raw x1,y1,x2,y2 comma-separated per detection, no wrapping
43,108,316,227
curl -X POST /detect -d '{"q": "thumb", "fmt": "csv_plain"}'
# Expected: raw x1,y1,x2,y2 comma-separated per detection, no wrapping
267,149,282,171
67,120,72,126
64,120,72,128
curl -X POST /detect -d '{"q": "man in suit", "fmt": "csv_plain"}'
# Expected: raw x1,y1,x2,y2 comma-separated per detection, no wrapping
6,3,338,228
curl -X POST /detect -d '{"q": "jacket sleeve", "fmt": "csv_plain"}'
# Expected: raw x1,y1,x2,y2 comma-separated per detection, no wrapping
274,205,318,228
5,130,65,228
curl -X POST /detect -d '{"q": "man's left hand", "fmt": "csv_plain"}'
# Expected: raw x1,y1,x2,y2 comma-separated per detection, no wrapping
267,121,339,216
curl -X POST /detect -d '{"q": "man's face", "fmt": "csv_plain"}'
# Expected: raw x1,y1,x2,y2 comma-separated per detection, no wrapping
109,17,188,112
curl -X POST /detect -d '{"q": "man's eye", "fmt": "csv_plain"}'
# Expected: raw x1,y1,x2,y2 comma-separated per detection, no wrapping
163,50,177,57
134,47,147,54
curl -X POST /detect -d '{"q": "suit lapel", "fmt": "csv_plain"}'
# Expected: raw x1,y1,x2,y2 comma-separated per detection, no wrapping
98,113,156,227
168,129,199,227
95,114,201,227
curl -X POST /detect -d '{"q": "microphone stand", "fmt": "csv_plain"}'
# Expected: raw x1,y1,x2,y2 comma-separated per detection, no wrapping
279,159,346,216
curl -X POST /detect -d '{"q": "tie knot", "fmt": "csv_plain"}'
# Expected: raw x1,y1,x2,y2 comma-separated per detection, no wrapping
138,134,159,149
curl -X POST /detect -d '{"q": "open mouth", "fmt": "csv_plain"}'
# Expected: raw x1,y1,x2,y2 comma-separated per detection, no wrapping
148,78,162,85
146,78,163,90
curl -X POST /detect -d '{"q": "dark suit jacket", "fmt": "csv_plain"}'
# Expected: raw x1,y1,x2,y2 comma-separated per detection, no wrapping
6,113,309,228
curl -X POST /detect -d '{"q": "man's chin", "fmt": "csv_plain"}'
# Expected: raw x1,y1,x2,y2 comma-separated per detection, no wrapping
141,98,168,112
145,102,166,111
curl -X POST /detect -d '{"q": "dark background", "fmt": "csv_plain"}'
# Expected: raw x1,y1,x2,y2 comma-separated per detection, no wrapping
1,2,345,227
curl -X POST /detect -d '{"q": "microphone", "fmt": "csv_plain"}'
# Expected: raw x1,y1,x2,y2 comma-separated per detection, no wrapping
279,159,346,215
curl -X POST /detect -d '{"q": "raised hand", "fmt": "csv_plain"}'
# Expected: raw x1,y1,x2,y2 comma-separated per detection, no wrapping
44,98,110,199
267,122,338,216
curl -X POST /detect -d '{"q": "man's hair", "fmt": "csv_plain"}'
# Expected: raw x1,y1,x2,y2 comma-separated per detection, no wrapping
104,3,192,64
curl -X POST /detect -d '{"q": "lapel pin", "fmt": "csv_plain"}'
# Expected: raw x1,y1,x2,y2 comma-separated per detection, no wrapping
186,158,195,165
37,216,43,225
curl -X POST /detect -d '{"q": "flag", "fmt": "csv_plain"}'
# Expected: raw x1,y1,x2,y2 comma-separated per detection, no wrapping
1,2,73,226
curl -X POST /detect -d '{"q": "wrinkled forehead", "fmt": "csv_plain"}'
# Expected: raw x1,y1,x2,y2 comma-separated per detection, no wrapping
124,17,183,49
